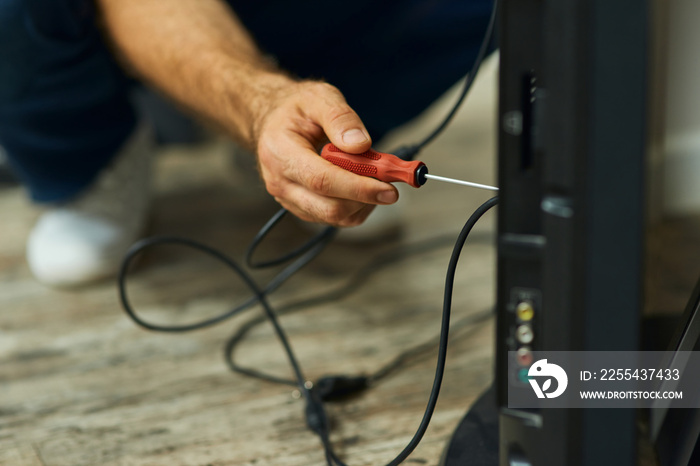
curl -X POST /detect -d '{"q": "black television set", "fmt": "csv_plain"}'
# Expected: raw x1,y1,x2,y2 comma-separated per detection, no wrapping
495,0,646,463
442,0,699,464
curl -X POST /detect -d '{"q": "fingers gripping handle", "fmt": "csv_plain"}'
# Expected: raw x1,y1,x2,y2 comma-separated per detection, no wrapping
321,143,427,188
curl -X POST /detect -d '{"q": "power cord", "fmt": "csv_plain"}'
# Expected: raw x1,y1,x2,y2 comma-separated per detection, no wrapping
118,223,336,333
392,0,497,162
224,233,495,397
118,196,498,465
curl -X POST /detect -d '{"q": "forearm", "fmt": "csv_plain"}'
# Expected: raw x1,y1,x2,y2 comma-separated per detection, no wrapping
97,0,294,149
96,0,398,227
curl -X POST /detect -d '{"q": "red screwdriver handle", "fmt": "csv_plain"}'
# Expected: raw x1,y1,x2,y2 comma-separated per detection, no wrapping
320,143,427,188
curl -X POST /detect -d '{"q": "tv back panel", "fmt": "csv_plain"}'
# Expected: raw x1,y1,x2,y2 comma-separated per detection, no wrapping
495,0,648,464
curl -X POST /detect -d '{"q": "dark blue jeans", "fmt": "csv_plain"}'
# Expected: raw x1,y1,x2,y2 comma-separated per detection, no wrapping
0,0,492,202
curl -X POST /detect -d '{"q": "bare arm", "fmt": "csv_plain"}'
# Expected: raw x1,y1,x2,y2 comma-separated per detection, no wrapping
97,0,398,226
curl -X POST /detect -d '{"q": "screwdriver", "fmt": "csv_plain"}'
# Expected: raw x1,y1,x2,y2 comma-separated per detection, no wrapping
320,143,498,191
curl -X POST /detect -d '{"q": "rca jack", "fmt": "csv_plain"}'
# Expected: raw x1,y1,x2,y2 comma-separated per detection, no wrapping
515,324,534,345
516,346,533,367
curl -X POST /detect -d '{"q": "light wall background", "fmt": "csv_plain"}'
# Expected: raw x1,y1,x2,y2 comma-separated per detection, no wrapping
651,0,700,218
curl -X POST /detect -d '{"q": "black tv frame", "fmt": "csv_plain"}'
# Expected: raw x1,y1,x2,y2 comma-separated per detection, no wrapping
495,0,648,464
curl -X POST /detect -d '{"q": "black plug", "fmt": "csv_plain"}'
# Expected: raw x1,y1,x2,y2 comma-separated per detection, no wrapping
304,389,330,436
315,375,369,402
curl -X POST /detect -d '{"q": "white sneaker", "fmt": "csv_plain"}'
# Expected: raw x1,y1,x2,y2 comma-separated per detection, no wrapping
26,124,152,287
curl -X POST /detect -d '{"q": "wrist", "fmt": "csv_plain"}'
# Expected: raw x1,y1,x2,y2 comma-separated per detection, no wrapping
245,72,300,149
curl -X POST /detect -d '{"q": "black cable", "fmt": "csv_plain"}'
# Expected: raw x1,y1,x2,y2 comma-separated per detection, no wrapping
259,196,498,466
226,308,493,398
392,0,498,161
366,308,493,386
298,196,498,466
119,236,256,333
382,196,498,465
277,234,461,314
118,196,497,466
118,0,499,461
118,227,335,333
245,207,337,269
224,233,493,390
119,232,340,460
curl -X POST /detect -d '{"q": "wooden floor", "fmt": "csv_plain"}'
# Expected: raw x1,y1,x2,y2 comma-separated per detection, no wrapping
1,54,699,466
0,59,500,466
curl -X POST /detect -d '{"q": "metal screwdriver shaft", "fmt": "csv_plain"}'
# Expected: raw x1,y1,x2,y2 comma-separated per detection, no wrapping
423,173,498,191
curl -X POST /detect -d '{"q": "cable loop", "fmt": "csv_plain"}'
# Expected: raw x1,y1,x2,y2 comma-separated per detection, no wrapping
245,208,337,269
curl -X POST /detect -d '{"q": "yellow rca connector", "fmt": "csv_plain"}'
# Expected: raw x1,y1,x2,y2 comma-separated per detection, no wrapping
516,300,535,321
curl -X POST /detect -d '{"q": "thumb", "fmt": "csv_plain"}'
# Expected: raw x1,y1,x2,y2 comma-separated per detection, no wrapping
308,83,372,154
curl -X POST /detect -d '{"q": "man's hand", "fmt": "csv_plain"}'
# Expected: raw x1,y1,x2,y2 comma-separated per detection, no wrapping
97,0,397,226
255,82,398,226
